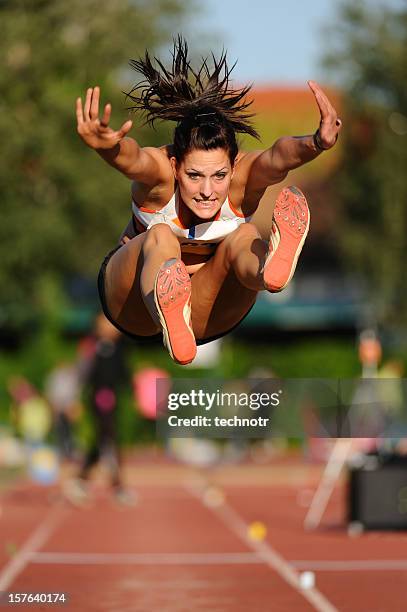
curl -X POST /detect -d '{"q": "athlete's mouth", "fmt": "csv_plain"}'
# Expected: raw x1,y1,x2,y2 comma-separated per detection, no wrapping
193,198,217,206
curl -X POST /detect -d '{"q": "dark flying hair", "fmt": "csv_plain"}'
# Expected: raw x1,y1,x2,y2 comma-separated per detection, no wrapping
125,35,259,163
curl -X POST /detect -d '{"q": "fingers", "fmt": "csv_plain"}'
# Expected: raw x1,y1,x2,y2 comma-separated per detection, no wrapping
308,81,331,110
308,80,327,110
308,80,331,107
77,86,129,146
307,80,319,95
90,86,100,120
100,103,112,128
82,86,103,122
308,81,332,119
309,83,327,121
308,80,340,129
83,87,92,121
308,80,342,149
117,119,133,138
76,97,84,126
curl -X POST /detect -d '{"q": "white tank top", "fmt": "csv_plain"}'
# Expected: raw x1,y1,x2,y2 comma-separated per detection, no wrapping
132,187,252,255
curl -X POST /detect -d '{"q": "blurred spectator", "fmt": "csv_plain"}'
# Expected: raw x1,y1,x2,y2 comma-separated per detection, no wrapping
358,328,382,377
378,360,407,456
45,361,82,461
378,359,405,414
7,376,52,445
64,313,134,505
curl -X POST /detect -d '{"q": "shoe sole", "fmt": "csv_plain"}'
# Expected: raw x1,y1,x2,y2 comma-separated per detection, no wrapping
154,258,197,365
263,186,310,292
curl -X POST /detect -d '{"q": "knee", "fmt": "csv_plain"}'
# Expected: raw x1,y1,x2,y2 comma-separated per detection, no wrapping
230,222,260,243
225,223,260,260
142,223,178,252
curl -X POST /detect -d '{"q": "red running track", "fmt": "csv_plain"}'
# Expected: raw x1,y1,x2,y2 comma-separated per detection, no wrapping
1,458,407,611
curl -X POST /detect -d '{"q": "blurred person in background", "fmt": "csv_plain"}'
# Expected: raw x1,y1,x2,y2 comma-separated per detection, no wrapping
45,361,83,462
64,313,135,506
76,36,341,367
378,359,407,456
6,377,56,485
7,377,52,447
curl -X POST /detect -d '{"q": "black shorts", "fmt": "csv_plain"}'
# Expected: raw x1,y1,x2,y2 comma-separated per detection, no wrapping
97,243,255,346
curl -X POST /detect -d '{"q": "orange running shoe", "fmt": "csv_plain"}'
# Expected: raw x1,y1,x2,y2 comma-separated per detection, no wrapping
263,186,310,292
154,258,196,365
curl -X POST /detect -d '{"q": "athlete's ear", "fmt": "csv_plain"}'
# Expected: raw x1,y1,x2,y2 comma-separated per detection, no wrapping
170,156,178,179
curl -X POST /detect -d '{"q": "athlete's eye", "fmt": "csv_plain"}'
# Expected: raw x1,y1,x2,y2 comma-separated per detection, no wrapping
187,173,200,180
215,173,227,180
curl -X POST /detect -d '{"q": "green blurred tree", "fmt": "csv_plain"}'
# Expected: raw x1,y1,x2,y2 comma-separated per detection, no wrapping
323,0,407,327
0,0,191,325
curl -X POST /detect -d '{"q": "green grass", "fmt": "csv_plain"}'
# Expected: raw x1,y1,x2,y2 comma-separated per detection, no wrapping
125,334,364,381
1,329,405,445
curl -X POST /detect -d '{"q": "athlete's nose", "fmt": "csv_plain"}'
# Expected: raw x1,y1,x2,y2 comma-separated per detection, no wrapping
200,177,213,199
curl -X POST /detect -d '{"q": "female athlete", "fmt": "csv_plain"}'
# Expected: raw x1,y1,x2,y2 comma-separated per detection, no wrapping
76,37,341,365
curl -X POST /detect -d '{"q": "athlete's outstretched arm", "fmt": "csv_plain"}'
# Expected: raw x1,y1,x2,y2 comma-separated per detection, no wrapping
248,81,342,188
76,86,161,185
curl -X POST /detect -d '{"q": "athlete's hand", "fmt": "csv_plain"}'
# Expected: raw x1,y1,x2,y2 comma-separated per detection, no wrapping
76,86,133,150
308,80,342,150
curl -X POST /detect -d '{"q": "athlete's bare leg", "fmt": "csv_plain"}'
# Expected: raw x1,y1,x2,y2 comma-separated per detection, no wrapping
104,223,180,335
190,222,268,340
189,187,310,341
224,222,267,291
104,220,267,347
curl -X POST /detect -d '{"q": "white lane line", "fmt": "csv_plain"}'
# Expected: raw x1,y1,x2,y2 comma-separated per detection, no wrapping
30,553,407,571
185,482,338,612
292,560,407,571
31,552,263,565
0,504,68,590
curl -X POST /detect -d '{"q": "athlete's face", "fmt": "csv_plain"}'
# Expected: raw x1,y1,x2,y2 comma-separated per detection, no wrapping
171,148,234,220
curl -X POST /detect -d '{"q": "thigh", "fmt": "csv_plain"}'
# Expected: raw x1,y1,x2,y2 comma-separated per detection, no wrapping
190,237,258,340
104,234,160,337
